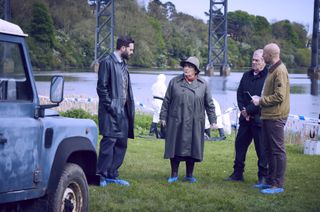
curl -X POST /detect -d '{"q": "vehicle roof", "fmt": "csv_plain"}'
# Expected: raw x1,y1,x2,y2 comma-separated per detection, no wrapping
0,19,28,37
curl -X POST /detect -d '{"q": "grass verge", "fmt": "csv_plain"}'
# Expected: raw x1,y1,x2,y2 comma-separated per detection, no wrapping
60,109,320,211
89,136,320,211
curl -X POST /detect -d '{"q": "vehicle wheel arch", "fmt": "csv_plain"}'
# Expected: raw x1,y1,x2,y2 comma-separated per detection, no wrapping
46,136,98,195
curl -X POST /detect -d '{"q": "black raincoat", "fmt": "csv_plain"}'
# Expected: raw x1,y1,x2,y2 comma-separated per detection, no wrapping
97,53,135,138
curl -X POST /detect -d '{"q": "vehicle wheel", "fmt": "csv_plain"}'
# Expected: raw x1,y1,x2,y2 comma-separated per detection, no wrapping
50,163,88,212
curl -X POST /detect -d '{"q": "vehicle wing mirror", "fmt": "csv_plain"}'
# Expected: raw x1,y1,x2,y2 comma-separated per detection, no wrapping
50,76,64,103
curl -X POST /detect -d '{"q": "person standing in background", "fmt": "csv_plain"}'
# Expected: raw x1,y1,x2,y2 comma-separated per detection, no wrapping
204,97,226,141
252,43,290,194
225,49,268,186
96,36,135,187
149,74,167,139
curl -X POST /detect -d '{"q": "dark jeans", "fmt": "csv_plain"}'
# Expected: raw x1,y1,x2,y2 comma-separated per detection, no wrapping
262,119,287,188
233,122,268,179
97,111,129,180
97,136,128,179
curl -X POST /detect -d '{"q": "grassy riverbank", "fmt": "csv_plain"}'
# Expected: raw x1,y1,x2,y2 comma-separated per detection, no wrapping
89,137,320,211
60,109,320,211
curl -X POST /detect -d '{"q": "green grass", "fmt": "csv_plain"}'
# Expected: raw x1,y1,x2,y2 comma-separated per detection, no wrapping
59,109,320,211
89,136,320,212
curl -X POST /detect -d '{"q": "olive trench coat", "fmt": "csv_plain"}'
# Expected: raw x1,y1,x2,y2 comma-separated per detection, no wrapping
160,74,216,161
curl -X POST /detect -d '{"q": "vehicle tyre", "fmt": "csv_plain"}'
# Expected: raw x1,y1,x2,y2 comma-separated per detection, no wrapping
50,163,88,212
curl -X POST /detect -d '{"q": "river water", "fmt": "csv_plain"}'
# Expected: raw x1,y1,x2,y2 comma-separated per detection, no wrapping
34,70,320,120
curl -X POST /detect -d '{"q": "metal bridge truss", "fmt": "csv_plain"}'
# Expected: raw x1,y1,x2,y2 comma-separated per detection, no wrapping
309,0,320,95
207,0,229,76
88,0,114,70
0,0,11,21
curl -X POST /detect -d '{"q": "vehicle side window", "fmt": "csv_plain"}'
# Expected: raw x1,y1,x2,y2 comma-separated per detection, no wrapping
0,41,33,101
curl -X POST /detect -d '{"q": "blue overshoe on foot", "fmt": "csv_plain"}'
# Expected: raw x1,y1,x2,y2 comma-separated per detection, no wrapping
254,183,272,189
100,180,108,187
261,187,284,194
184,176,197,183
167,176,178,183
115,179,130,186
105,178,130,186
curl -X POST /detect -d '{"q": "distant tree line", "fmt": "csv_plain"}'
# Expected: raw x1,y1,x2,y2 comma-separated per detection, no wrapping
10,0,311,72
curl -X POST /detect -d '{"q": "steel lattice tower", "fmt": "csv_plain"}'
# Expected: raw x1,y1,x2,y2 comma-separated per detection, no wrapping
206,0,229,76
88,0,115,71
0,0,11,21
309,0,320,96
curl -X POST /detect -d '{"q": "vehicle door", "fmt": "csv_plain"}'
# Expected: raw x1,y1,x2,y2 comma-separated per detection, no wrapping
0,36,41,193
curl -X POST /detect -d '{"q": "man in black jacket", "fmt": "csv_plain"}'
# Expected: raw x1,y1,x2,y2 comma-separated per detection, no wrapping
96,36,135,186
225,49,268,186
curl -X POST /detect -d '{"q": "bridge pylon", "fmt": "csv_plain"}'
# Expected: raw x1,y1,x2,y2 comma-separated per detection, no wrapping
206,0,229,77
88,0,115,72
309,0,320,96
0,0,11,21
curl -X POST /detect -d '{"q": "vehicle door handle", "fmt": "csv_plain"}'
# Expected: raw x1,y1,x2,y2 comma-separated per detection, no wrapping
0,134,7,144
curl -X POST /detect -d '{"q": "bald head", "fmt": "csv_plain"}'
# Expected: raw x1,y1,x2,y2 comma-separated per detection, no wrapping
263,43,280,65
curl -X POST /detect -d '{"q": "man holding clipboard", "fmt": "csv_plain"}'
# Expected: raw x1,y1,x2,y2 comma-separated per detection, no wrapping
225,49,268,186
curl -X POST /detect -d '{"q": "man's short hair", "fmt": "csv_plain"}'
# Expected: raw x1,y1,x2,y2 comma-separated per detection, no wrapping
253,49,263,58
116,36,135,50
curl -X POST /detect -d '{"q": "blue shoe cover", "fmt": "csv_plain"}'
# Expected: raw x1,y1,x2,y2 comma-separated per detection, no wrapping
100,180,108,187
115,179,130,186
261,187,284,194
167,176,178,183
105,178,130,186
254,183,272,189
105,178,117,183
184,176,197,183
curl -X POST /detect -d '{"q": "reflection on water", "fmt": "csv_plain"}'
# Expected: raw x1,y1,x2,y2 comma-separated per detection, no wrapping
290,85,308,94
207,74,319,118
35,70,320,119
35,75,79,82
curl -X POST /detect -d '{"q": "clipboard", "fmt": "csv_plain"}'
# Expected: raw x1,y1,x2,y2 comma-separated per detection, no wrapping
244,91,253,100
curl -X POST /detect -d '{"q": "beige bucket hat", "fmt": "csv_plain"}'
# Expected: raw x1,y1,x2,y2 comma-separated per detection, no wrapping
180,56,200,73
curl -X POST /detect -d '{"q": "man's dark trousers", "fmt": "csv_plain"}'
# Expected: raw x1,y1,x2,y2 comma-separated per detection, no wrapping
262,119,287,188
97,111,129,179
233,122,268,179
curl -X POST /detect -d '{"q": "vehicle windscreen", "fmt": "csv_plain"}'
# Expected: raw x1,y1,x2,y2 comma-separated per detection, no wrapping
0,41,33,101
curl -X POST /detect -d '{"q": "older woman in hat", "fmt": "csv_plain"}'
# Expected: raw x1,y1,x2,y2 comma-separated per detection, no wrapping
160,56,217,183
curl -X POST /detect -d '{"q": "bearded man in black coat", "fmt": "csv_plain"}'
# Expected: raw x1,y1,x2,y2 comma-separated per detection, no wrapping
96,36,135,187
